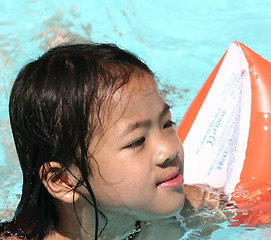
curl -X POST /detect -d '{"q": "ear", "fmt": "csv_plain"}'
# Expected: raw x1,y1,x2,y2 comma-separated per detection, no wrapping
40,162,80,203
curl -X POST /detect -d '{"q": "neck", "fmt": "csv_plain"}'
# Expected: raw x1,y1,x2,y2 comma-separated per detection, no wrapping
95,216,139,240
48,201,139,240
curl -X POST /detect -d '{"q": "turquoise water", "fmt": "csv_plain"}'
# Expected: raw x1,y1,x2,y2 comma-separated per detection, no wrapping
0,0,271,239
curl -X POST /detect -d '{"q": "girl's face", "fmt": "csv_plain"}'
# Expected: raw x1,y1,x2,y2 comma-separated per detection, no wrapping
87,72,184,221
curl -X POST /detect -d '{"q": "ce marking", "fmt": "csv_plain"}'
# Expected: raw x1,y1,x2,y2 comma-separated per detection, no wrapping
207,136,216,146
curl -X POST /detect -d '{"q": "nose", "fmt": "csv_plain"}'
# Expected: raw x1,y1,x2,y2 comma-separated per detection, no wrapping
152,132,183,166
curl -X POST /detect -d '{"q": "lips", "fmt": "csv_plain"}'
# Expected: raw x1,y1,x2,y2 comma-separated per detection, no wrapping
157,171,184,188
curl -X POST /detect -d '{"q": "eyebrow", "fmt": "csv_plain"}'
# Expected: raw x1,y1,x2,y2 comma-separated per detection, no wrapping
122,103,170,137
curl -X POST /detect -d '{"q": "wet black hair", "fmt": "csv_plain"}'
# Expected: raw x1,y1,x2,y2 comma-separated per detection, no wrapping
1,43,153,239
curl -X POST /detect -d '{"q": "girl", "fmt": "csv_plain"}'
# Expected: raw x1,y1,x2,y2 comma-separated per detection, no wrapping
0,43,220,240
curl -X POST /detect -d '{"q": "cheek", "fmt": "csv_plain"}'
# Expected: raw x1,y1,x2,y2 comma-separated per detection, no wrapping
89,158,152,203
90,156,148,188
167,130,184,161
174,132,184,162
92,146,153,184
179,142,184,166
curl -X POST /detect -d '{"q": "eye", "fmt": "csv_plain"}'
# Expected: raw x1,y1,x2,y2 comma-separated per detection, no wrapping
125,137,146,149
163,120,176,129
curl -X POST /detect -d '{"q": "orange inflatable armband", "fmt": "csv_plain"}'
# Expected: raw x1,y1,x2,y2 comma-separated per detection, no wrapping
177,41,271,226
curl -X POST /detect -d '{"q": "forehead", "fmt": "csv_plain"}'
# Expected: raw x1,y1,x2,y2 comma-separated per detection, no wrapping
113,72,159,112
90,72,163,152
99,71,160,125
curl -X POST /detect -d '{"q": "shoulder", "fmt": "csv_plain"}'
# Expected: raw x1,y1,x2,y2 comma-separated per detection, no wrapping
0,231,29,240
0,235,22,240
0,232,33,240
0,222,29,240
0,234,32,240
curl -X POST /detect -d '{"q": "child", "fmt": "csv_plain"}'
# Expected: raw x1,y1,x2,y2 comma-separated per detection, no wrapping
0,43,221,240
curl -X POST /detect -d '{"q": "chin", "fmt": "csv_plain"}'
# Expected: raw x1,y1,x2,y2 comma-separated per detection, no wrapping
159,189,185,216
141,195,185,221
163,202,185,218
162,194,185,217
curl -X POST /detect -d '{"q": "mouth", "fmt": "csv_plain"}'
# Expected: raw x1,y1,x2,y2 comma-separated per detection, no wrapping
156,170,184,188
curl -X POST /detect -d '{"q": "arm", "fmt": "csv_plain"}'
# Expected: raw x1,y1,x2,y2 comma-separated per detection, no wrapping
183,184,223,210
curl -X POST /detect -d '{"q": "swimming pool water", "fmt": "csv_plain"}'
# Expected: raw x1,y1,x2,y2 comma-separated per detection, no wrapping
1,0,271,239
